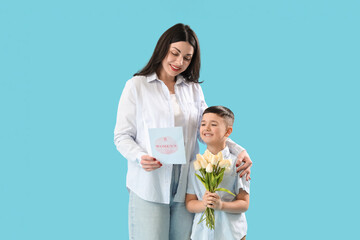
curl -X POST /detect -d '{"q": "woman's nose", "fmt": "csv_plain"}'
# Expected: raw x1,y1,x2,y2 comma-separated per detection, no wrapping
175,55,183,66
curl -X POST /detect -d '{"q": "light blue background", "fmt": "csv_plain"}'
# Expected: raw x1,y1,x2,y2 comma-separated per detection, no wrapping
1,0,359,239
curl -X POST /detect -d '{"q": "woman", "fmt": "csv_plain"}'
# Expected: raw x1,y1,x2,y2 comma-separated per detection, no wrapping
114,23,252,240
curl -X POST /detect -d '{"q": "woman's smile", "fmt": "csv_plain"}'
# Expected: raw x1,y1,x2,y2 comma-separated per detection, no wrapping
170,64,181,72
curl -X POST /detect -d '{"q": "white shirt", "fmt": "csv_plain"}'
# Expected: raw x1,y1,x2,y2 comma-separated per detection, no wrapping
114,73,244,204
187,147,250,240
171,94,185,128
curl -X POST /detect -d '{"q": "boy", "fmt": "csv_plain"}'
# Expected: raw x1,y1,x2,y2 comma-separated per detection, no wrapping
186,106,250,240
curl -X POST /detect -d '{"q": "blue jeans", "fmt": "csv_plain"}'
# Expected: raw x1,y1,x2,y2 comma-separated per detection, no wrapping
128,166,194,240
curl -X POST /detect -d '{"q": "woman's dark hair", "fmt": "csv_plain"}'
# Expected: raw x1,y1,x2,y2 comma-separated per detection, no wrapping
134,23,201,83
203,106,235,126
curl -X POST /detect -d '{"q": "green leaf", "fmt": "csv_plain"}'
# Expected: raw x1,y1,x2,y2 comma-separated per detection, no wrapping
214,174,220,181
212,174,218,189
214,187,236,196
198,211,206,224
205,207,215,230
217,169,225,185
205,173,209,190
210,173,215,192
209,208,215,229
195,173,206,188
214,165,219,175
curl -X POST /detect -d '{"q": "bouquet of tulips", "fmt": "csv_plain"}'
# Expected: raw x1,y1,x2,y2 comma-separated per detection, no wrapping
193,149,236,230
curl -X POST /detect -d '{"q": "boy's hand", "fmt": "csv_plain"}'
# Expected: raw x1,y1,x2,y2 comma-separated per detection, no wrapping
201,191,211,207
236,150,252,181
140,155,162,171
202,191,223,210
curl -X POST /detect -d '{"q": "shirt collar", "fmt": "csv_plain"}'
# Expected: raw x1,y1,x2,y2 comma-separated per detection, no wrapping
220,146,235,168
175,74,189,86
205,146,231,159
220,146,231,159
146,72,189,86
146,72,158,83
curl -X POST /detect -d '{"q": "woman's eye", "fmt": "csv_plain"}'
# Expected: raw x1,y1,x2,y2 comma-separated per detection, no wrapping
171,52,179,56
184,57,192,61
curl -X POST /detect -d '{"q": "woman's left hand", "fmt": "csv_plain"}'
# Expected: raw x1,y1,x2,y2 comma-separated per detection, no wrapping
236,150,252,181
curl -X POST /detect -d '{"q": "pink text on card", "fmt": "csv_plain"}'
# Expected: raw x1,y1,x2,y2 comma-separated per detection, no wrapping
155,137,178,155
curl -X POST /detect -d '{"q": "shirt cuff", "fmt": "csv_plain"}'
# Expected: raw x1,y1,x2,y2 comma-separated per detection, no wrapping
230,146,245,157
136,151,148,167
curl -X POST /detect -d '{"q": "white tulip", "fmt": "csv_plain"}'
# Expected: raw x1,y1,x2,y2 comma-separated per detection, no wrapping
211,155,218,165
201,159,208,168
203,150,212,163
196,154,205,162
193,160,201,171
216,151,223,161
196,154,207,168
206,163,213,173
219,159,231,169
218,160,226,168
224,159,232,168
197,154,208,168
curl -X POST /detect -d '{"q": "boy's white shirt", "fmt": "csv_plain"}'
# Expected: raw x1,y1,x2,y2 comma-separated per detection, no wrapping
187,146,250,240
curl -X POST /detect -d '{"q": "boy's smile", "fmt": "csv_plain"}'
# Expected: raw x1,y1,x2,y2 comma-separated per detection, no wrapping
202,132,214,137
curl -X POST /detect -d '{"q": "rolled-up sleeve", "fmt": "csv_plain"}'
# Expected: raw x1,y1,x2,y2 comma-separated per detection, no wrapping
226,138,244,156
236,171,250,195
114,80,147,164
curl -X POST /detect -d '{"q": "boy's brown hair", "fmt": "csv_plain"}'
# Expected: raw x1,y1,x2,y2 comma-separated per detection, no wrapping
203,106,234,126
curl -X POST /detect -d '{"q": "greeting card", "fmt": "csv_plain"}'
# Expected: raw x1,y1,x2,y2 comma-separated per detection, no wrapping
148,127,186,164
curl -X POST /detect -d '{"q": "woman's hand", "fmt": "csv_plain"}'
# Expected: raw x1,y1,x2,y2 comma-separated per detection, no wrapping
202,191,223,210
236,150,252,181
140,155,162,171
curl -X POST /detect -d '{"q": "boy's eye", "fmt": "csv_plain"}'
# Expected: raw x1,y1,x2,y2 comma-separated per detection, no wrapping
201,123,206,126
211,124,217,126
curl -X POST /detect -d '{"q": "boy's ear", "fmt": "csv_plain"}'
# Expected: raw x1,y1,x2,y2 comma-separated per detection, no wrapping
225,126,233,137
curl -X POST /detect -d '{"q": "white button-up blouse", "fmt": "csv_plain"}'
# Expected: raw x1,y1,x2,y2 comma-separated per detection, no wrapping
114,73,244,204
